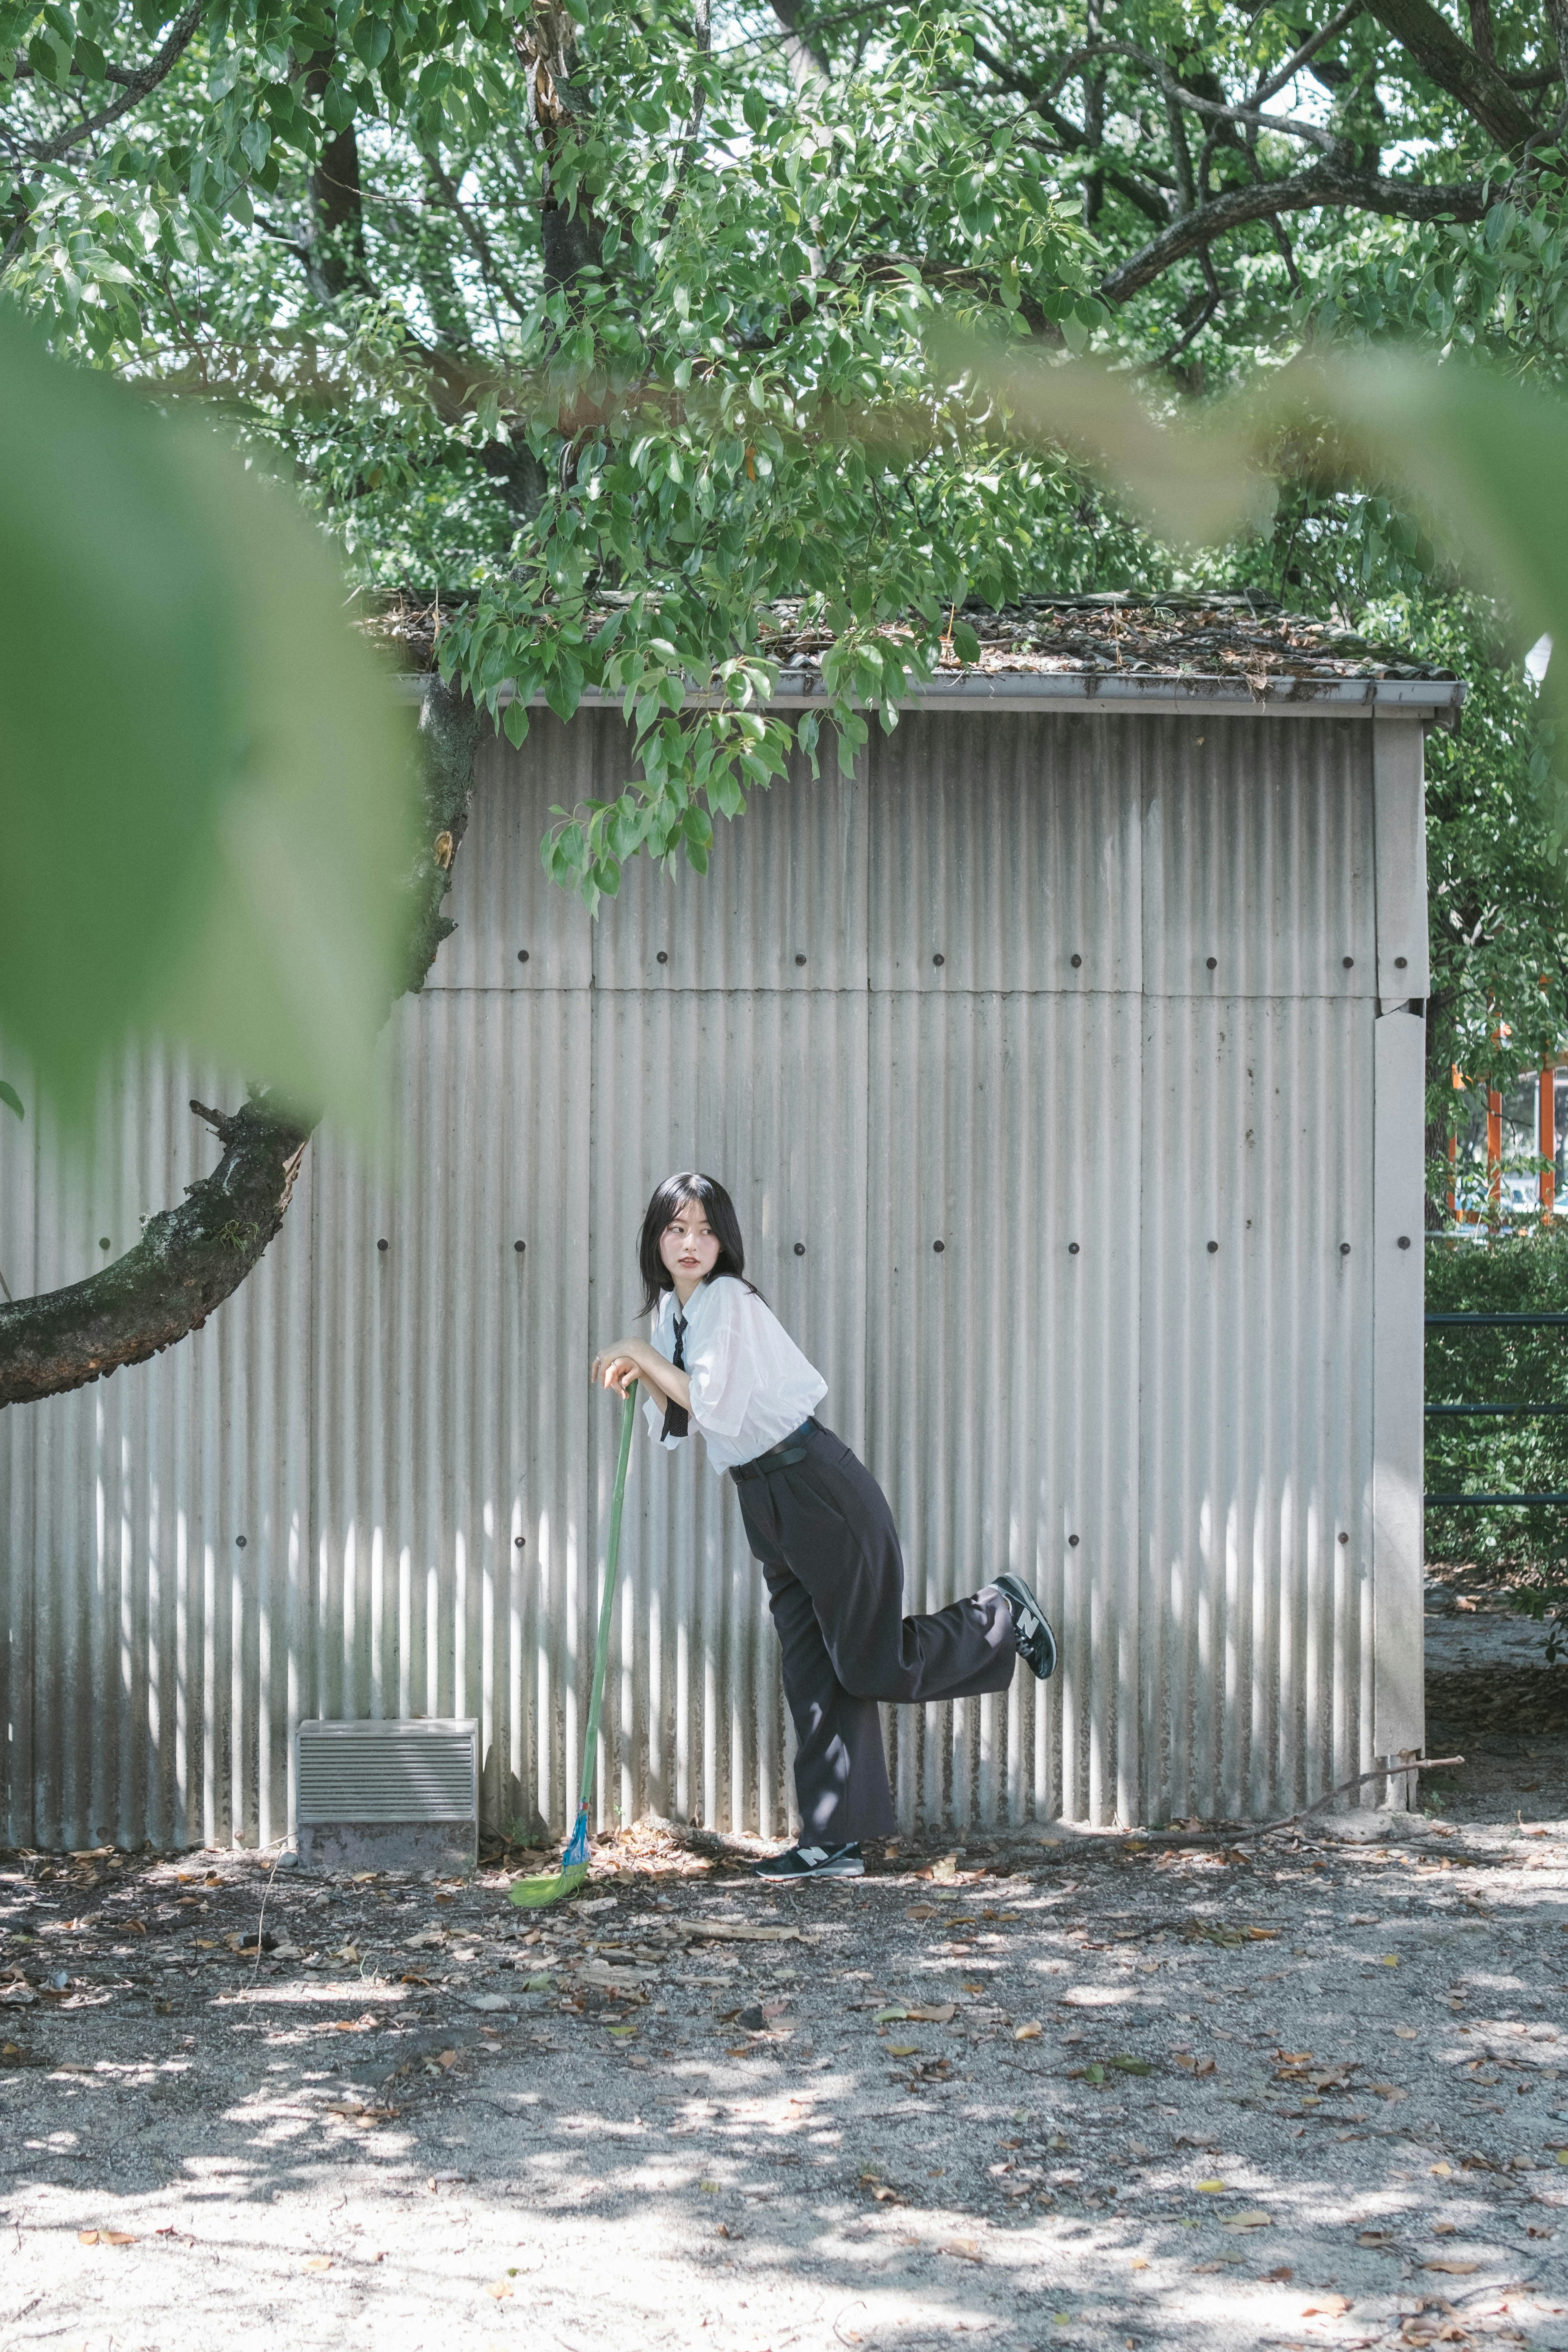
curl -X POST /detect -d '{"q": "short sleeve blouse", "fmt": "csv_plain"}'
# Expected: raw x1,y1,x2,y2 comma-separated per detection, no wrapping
642,1276,827,1473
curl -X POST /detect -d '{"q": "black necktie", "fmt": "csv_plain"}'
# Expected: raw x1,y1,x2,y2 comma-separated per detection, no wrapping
661,1311,689,1439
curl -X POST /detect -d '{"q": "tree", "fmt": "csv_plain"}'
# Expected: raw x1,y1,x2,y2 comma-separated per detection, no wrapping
0,314,429,1405
2,0,1565,1403
4,1,1561,888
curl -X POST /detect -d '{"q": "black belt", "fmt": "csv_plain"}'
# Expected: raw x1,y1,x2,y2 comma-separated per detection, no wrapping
729,1419,818,1483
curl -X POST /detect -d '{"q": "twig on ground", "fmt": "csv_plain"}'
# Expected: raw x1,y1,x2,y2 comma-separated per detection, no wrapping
244,1845,286,2001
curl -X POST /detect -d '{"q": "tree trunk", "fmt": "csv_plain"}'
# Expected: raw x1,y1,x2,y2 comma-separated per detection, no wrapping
0,673,483,1411
1425,981,1460,1238
515,3,604,297
304,52,370,301
1362,0,1541,156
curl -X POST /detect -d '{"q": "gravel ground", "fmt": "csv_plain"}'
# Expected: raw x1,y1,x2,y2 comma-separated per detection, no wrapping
2,1604,1565,2352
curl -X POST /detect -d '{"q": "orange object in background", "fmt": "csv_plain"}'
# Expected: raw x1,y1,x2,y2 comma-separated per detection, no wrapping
1542,1060,1557,1220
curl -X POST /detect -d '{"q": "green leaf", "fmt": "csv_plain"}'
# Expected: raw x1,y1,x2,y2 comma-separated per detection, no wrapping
742,87,768,134
0,1080,22,1121
352,17,391,69
545,668,582,724
950,621,981,664
0,316,416,1125
502,697,530,749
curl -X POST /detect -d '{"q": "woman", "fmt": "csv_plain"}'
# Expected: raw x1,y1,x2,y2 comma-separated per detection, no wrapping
591,1172,1057,1880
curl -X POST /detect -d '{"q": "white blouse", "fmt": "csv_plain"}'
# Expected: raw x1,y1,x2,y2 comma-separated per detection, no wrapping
642,1276,827,1474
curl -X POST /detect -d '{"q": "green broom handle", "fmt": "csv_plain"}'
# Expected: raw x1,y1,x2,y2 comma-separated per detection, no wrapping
577,1380,638,1820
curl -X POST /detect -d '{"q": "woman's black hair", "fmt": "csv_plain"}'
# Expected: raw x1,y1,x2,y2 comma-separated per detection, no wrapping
637,1173,761,1317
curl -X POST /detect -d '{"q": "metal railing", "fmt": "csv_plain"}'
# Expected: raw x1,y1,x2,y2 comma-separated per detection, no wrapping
1425,1312,1568,1507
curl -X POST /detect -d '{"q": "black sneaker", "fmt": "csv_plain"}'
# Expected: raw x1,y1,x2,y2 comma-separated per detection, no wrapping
993,1575,1058,1680
751,1841,864,1882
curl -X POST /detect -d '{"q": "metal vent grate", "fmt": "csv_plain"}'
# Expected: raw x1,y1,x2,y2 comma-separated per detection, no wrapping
296,1719,478,1824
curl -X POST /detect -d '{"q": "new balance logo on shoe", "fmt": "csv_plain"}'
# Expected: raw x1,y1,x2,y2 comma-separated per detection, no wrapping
992,1575,1058,1682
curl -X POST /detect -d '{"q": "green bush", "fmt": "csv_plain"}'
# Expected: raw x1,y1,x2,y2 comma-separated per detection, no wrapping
1425,1229,1568,1658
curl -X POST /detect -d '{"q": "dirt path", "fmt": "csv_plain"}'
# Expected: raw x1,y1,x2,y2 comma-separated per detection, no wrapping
2,1614,1565,2352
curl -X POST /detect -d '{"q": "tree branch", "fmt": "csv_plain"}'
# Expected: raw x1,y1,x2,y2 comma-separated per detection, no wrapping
0,673,484,1412
421,149,536,325
1098,159,1490,305
1361,0,1541,155
1156,249,1224,371
969,38,1171,225
26,0,205,164
1252,2,1365,105
0,1097,310,1408
1017,36,1341,147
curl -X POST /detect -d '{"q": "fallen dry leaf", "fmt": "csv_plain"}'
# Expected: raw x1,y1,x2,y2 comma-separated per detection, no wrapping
1222,2211,1273,2232
1195,2179,1227,2193
1394,2025,1419,2040
303,2256,332,2273
1014,2022,1043,2041
939,2239,982,2263
1422,2259,1479,2275
906,2002,958,2024
1261,2266,1293,2283
1303,2294,1352,2316
486,2280,513,2300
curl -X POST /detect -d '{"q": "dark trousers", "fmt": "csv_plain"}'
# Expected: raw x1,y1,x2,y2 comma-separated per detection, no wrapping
734,1422,1016,1844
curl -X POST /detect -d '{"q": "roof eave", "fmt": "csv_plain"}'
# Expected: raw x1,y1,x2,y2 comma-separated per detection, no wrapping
407,670,1465,722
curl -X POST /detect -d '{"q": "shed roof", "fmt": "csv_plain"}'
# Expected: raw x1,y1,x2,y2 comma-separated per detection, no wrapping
373,592,1464,720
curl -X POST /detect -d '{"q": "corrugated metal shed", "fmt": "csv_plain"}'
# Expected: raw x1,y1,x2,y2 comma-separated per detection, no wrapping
0,685,1437,1849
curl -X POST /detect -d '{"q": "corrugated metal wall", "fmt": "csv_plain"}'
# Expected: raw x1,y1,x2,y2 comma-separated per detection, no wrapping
0,706,1420,1849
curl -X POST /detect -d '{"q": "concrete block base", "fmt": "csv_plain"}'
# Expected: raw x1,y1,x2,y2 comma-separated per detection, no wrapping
295,1820,478,1873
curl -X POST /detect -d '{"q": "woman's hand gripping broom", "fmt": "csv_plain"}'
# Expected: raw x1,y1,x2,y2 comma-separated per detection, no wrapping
510,1382,638,1909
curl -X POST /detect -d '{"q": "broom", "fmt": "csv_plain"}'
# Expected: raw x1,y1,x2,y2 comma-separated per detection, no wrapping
510,1380,638,1909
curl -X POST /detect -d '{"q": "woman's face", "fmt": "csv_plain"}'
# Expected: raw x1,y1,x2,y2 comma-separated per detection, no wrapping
659,1199,722,1293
